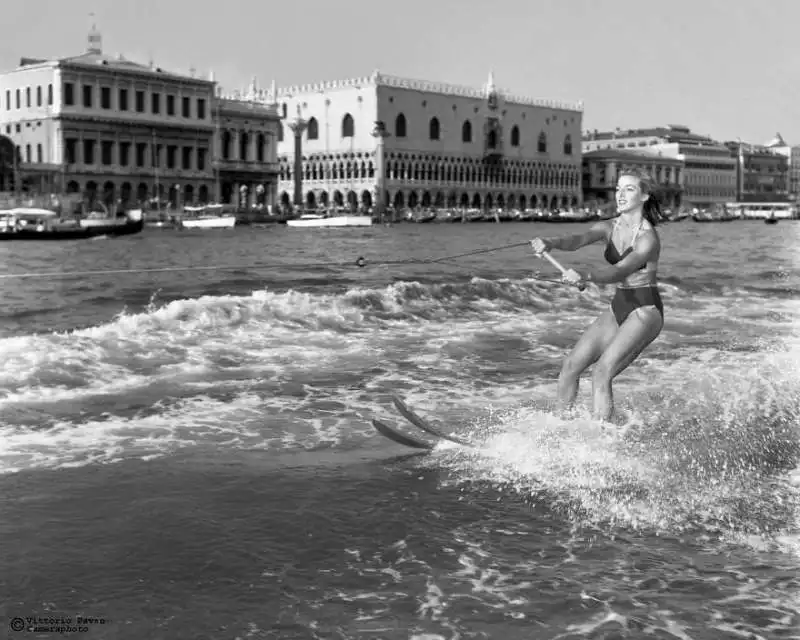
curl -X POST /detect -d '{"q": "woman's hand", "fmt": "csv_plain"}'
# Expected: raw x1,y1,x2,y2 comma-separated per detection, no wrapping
530,237,553,255
561,268,584,287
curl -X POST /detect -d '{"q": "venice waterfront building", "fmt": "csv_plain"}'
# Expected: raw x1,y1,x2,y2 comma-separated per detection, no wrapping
275,71,584,211
724,135,789,203
0,25,280,209
583,125,736,208
582,148,683,208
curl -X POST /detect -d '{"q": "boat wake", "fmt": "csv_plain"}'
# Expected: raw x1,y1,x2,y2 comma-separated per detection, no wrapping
415,339,800,549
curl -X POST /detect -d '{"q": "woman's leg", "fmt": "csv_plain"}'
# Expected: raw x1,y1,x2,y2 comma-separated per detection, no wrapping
557,310,619,412
591,307,663,421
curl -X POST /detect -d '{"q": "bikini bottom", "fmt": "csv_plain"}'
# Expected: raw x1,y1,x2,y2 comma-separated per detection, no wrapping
611,286,663,326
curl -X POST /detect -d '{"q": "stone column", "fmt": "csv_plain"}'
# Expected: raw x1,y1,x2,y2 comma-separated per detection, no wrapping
288,112,308,211
371,121,389,219
231,130,240,163
250,132,258,163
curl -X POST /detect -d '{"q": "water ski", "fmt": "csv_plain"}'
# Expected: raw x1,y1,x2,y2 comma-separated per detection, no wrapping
391,396,474,447
371,396,475,450
371,419,433,450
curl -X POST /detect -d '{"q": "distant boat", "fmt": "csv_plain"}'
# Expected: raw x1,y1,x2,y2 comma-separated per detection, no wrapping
692,214,738,223
0,207,144,240
180,204,236,229
408,211,436,223
286,213,373,228
665,212,690,222
539,212,597,223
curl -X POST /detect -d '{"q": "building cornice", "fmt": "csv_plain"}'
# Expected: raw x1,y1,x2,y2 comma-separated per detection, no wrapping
4,58,213,87
58,112,214,133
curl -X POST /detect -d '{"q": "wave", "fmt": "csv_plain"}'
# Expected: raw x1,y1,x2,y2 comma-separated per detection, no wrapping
0,275,793,408
3,272,790,341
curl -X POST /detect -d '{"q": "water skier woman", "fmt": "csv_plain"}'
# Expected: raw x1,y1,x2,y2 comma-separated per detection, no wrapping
530,168,664,422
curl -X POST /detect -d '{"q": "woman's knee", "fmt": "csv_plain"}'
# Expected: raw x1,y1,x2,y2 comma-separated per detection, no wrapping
560,352,589,379
591,359,615,386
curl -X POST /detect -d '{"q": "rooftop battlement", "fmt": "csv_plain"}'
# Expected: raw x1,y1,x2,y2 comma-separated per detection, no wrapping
274,70,583,113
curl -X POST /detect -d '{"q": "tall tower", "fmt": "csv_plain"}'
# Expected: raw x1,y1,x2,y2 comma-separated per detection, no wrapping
483,70,503,165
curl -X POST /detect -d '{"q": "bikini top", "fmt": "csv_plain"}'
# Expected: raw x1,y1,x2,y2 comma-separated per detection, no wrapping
604,218,647,270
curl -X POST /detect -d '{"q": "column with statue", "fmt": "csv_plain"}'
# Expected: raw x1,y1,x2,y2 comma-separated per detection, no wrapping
371,120,389,221
287,105,307,212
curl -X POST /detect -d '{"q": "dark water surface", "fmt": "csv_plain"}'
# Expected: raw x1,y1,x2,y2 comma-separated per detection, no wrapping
1,221,799,639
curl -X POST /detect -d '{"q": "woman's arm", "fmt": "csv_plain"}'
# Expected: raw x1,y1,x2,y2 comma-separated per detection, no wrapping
547,220,610,252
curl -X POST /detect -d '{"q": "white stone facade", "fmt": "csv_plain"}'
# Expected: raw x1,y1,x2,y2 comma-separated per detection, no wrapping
0,27,281,209
275,71,584,210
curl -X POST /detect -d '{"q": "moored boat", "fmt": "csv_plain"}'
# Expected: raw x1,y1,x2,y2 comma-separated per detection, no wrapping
691,214,738,223
538,211,597,223
0,207,144,240
286,213,373,228
179,204,236,229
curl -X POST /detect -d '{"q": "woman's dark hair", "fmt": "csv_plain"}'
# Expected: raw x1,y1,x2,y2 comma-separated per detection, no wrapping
619,167,664,227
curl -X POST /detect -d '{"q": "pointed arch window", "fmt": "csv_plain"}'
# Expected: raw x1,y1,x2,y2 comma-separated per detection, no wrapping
429,117,440,141
341,113,354,138
510,125,520,147
563,134,572,155
537,132,547,153
307,117,319,141
395,113,407,138
462,120,472,143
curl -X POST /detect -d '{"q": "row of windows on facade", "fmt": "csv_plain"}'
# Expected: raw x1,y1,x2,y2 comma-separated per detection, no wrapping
2,83,209,119
683,148,735,159
590,140,663,150
586,143,736,160
742,163,787,172
219,131,270,162
588,165,681,183
3,85,54,110
62,139,209,170
684,162,739,171
685,174,736,184
293,113,574,154
62,180,215,204
279,161,581,189
684,187,736,196
8,125,268,165
742,181,787,190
